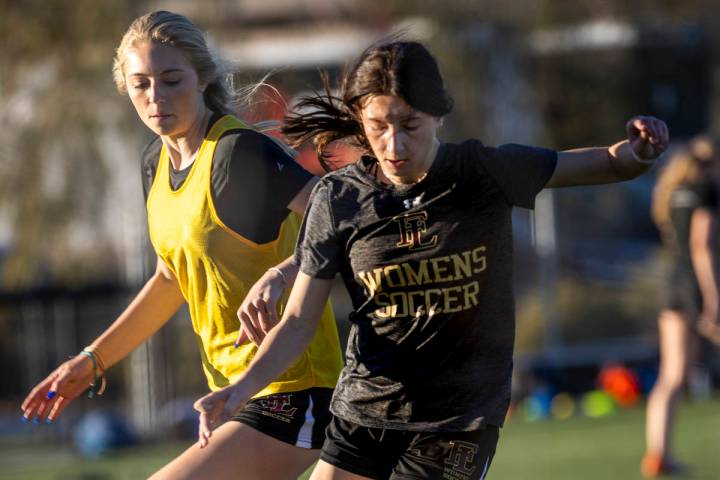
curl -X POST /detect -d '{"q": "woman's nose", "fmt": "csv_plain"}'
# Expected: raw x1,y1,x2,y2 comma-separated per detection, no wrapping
387,131,407,157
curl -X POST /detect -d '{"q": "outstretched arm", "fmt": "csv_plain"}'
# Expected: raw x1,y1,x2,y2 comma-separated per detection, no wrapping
21,258,185,422
194,272,333,447
85,259,185,367
546,116,669,188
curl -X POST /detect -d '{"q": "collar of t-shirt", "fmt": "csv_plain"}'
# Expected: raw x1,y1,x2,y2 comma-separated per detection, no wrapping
168,111,224,188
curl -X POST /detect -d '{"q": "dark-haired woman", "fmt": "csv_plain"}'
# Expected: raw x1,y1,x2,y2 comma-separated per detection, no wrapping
195,41,669,479
20,11,343,480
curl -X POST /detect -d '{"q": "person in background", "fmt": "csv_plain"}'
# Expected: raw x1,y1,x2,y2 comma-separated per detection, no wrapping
194,40,669,480
20,11,343,480
642,135,720,478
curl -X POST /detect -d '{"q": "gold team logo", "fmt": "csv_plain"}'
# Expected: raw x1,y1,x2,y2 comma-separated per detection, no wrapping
394,211,437,251
357,209,486,319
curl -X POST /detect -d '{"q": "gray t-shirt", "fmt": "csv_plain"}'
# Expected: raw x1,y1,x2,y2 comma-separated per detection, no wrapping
295,139,557,431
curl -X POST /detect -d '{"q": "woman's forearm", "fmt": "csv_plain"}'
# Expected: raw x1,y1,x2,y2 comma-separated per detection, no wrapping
233,310,319,395
550,142,649,187
87,261,185,369
607,140,655,180
690,209,719,313
547,116,667,188
268,256,300,289
693,250,718,312
233,273,332,396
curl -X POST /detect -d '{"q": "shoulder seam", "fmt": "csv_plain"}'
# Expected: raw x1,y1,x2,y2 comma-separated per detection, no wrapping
470,141,513,206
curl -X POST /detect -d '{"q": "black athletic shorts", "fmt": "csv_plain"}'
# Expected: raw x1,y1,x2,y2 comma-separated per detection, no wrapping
666,271,702,319
320,416,500,480
231,387,333,449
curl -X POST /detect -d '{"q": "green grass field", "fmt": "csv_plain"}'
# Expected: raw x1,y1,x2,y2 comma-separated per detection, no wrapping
1,398,718,479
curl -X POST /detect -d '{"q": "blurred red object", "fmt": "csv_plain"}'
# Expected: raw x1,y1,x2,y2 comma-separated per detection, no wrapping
296,143,361,176
598,363,641,408
239,83,362,175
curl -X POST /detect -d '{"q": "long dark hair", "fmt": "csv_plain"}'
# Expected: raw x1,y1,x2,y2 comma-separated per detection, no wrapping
282,41,454,171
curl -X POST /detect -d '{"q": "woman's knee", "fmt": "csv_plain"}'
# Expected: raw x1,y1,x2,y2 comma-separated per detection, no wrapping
653,372,685,396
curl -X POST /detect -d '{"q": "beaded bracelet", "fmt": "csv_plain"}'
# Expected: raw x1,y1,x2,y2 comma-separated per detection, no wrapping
81,349,107,398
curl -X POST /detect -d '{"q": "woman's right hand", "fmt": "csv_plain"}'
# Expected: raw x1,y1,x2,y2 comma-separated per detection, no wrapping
697,310,720,345
20,354,94,423
193,383,250,448
19,258,185,424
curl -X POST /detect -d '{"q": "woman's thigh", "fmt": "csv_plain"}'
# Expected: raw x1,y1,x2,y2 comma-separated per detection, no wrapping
310,459,374,480
150,421,320,480
657,310,696,384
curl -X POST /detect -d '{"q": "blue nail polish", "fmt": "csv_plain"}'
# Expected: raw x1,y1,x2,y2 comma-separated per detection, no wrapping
20,416,28,423
46,391,57,400
234,341,239,348
45,418,53,424
32,418,40,425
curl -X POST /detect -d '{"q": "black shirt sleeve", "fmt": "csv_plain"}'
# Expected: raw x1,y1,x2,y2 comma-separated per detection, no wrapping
213,130,314,243
293,180,341,279
474,142,558,209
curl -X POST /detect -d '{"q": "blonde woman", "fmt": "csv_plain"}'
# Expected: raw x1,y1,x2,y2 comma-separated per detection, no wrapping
21,11,342,479
642,136,720,477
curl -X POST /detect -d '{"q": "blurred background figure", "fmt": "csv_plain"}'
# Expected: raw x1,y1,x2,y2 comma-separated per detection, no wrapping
643,135,720,477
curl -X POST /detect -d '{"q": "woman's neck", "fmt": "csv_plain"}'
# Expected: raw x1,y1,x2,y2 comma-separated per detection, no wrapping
163,107,213,170
377,168,428,186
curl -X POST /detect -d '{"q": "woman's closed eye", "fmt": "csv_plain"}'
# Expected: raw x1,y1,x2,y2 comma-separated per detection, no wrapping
131,78,181,90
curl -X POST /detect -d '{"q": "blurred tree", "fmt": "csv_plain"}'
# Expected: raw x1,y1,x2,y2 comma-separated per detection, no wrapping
0,0,149,289
384,0,720,30
5,0,720,290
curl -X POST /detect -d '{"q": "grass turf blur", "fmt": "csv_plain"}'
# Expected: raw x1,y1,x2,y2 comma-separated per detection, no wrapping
0,397,718,480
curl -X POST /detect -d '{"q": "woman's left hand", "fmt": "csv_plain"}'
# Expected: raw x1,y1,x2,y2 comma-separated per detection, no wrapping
193,385,249,448
236,269,286,346
626,116,670,161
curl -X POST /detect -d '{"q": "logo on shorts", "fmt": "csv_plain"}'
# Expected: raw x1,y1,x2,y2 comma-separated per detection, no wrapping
393,211,437,252
259,394,297,422
443,441,478,479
